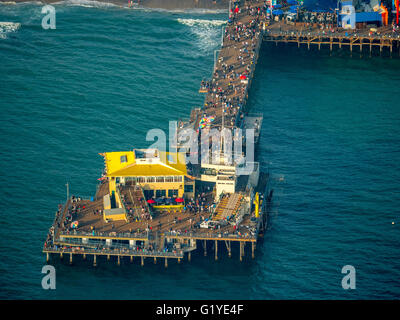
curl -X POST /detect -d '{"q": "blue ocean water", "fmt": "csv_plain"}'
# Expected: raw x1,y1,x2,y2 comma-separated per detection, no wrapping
0,2,399,299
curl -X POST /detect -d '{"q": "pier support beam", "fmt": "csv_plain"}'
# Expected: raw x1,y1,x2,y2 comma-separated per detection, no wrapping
165,258,168,268
240,242,246,262
93,254,97,267
141,256,144,267
107,254,110,261
69,253,73,265
117,255,120,266
154,257,157,264
252,242,255,259
370,40,372,56
46,252,49,263
203,240,207,256
188,252,191,262
215,240,218,261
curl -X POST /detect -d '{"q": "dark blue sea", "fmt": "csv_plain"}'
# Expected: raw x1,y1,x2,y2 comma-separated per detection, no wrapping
0,2,399,299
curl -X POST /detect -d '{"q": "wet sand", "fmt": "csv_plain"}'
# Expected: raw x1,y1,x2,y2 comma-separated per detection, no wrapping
1,0,230,10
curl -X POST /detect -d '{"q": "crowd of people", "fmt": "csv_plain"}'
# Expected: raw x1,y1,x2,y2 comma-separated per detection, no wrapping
295,11,336,25
200,0,265,132
119,185,152,222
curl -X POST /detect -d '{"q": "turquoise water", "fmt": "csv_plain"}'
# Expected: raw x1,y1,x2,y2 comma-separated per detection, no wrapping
0,2,399,299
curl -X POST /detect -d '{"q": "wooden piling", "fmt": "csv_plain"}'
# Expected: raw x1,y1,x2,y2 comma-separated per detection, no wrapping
252,242,255,259
154,257,157,264
203,240,207,256
165,257,168,268
225,240,231,258
93,254,97,267
69,252,73,265
215,240,218,261
117,255,120,266
141,256,144,267
188,251,191,262
46,252,49,263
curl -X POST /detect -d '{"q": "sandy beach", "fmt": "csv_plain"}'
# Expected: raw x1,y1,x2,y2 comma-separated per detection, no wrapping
0,0,230,9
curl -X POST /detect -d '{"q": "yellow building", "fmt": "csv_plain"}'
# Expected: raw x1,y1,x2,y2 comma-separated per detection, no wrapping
101,149,191,206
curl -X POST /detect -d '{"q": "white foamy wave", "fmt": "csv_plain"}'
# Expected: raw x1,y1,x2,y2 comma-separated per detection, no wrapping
177,18,226,27
0,1,44,5
52,0,118,8
177,18,226,57
19,1,44,4
0,22,21,40
150,7,227,14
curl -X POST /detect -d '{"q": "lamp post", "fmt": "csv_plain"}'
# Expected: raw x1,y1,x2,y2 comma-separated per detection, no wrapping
66,182,69,201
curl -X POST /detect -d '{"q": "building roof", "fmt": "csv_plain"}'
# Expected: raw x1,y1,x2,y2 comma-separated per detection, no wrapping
101,149,187,177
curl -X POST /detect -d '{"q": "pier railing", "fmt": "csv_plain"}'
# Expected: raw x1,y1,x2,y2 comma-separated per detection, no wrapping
164,230,257,241
264,27,400,40
59,229,149,240
43,245,185,258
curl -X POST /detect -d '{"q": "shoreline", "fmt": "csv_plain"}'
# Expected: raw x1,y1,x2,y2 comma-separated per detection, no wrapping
0,0,230,10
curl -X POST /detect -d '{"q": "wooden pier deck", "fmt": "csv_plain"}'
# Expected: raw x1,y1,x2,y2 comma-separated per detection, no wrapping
264,21,400,55
192,3,264,131
43,0,272,267
45,0,400,267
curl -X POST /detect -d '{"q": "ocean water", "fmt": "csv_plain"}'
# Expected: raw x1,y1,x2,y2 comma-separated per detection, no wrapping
0,2,399,299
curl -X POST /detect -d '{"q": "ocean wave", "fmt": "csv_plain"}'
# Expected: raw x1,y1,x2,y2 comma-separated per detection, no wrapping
52,0,118,8
176,18,226,57
149,7,227,14
0,1,227,14
0,1,44,5
0,22,21,40
177,18,226,27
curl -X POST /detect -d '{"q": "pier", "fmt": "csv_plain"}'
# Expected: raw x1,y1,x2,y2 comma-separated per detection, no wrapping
44,0,396,267
264,21,400,55
43,0,273,267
